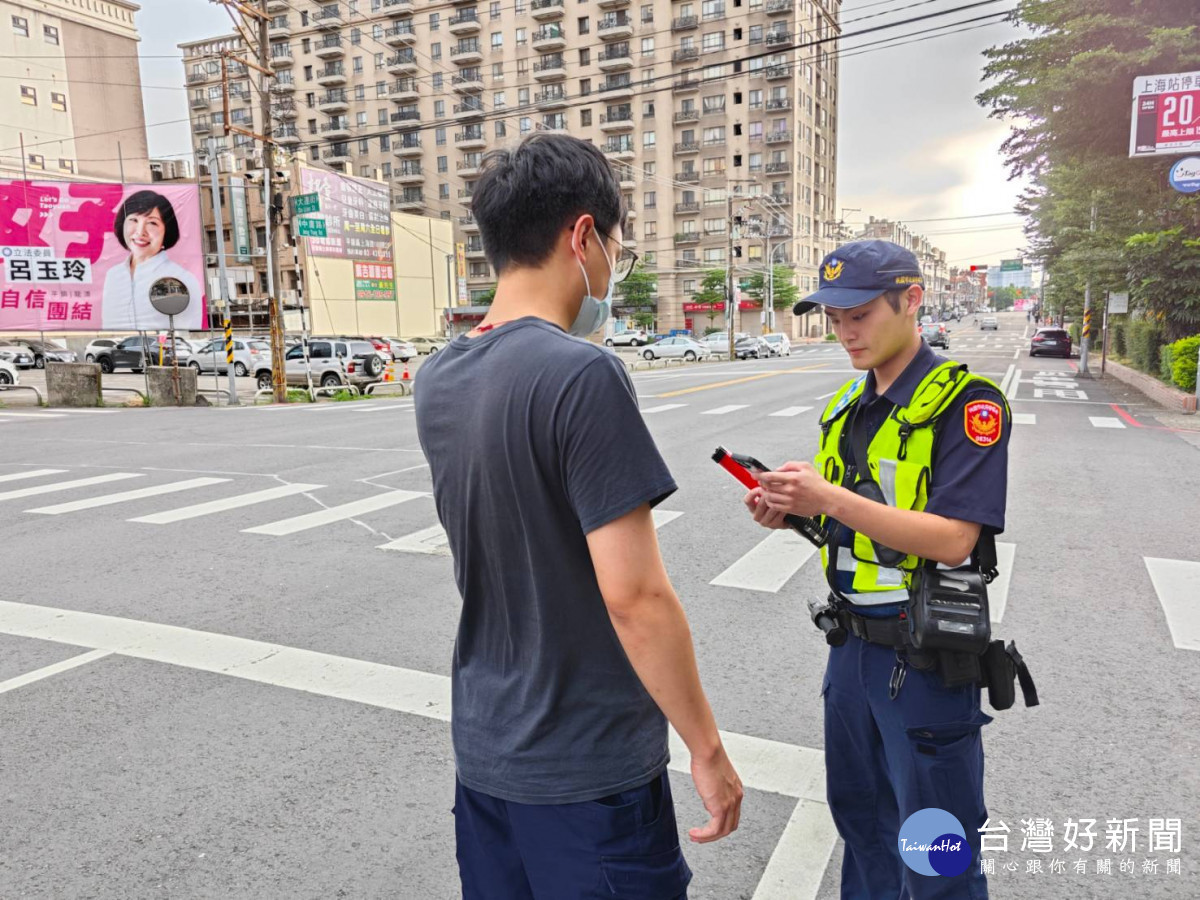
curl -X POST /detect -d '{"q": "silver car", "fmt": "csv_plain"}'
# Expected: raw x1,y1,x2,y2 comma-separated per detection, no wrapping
2,339,76,368
190,338,273,377
84,338,118,363
640,336,711,361
762,334,791,356
606,329,650,347
283,338,385,389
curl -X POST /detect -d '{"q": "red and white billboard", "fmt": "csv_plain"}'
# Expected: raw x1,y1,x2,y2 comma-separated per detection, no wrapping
1130,71,1200,157
0,181,205,332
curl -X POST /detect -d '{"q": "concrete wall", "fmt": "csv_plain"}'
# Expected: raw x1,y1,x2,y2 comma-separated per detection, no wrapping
146,365,197,407
45,362,101,407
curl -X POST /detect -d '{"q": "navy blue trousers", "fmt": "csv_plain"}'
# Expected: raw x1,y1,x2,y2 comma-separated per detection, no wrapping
823,634,992,899
454,770,691,899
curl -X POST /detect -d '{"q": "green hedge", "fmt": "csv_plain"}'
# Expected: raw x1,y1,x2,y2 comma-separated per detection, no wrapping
1110,321,1126,358
1168,335,1200,393
1126,319,1166,375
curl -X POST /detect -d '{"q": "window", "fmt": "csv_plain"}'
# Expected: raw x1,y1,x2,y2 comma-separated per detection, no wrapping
642,100,655,118
644,190,656,208
492,32,503,49
520,117,532,134
493,62,504,79
518,87,530,105
356,57,367,74
303,65,313,81
749,121,763,141
380,135,391,151
50,92,67,112
59,159,74,174
433,73,443,89
641,37,654,56
43,24,59,45
702,157,726,176
440,184,450,200
437,156,448,173
491,92,504,109
12,15,28,37
580,78,591,96
357,111,368,126
359,139,369,154
378,108,388,125
580,109,592,126
496,120,507,137
20,86,36,106
643,131,656,148
350,27,361,44
434,100,445,117
436,127,446,145
702,32,725,53
578,16,590,34
579,48,590,66
429,13,440,30
704,248,725,264
431,42,442,60
702,94,725,114
644,222,657,239
516,27,527,45
27,154,44,170
641,4,654,22
372,24,384,40
643,161,656,176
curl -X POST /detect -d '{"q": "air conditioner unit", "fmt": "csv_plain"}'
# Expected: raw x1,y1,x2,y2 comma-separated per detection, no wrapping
280,289,298,305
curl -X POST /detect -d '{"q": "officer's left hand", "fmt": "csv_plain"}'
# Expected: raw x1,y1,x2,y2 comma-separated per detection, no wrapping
758,461,830,518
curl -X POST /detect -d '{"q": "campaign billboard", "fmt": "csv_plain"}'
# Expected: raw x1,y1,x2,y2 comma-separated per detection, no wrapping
298,168,393,262
0,180,205,332
1130,71,1200,157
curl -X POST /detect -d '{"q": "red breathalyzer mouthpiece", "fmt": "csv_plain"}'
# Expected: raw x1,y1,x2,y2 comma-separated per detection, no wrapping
712,446,760,490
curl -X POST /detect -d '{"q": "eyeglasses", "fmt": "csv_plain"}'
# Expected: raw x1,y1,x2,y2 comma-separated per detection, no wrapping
596,229,639,284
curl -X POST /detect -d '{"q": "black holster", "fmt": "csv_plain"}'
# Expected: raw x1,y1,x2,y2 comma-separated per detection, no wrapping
979,640,1039,710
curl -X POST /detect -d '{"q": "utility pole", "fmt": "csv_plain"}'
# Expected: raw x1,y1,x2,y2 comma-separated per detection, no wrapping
1079,201,1097,377
206,136,239,405
726,191,737,359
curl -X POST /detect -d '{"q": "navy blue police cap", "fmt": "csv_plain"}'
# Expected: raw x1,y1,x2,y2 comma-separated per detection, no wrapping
793,240,924,316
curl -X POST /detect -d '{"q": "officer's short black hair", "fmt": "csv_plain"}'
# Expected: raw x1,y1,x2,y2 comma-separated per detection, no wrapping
114,190,181,251
472,133,626,275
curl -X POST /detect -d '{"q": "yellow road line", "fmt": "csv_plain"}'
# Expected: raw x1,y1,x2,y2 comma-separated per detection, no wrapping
655,364,828,398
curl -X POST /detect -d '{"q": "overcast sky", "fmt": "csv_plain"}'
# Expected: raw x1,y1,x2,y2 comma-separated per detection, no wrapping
138,0,1032,270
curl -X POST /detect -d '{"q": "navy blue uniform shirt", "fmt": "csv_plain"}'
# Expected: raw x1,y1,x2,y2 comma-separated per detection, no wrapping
831,341,1010,616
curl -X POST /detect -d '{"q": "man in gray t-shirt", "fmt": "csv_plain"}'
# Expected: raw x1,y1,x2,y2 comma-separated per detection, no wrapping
414,134,742,899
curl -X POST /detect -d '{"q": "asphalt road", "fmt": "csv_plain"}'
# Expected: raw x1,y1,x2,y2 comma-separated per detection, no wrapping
1,311,1198,899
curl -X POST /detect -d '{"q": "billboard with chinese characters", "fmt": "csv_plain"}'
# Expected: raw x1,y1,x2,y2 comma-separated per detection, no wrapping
1130,71,1200,157
0,180,205,332
353,260,396,301
299,167,392,261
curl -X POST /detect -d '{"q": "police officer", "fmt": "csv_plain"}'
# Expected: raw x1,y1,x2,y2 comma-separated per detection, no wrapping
745,240,1010,899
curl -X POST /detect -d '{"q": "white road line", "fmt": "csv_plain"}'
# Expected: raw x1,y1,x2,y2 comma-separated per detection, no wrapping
26,477,230,515
989,542,1017,623
1012,413,1037,425
750,799,840,900
129,483,325,525
640,403,688,414
710,530,819,593
1144,558,1200,652
243,489,427,536
999,364,1016,397
0,411,68,419
651,508,684,529
702,404,750,416
349,403,414,412
1010,368,1021,401
1013,348,1019,360
0,469,67,484
0,649,113,696
0,472,143,503
769,406,813,417
1089,416,1126,429
815,390,838,400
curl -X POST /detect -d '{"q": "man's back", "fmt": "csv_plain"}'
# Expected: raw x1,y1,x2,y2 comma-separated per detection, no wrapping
414,317,677,804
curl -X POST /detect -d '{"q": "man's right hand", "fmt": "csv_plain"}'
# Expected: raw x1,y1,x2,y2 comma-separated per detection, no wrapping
744,486,790,530
688,745,743,843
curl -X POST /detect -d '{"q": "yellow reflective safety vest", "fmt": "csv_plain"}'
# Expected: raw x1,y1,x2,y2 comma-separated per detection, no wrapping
813,360,1007,606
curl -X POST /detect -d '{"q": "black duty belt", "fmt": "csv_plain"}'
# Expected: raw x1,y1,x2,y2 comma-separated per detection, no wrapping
837,609,907,648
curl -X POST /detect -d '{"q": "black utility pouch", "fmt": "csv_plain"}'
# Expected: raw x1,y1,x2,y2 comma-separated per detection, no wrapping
982,639,1016,710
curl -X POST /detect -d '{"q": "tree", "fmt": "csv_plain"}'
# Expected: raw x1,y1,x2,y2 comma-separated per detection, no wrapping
742,264,799,312
989,286,1019,310
614,262,658,328
692,269,728,331
475,285,496,306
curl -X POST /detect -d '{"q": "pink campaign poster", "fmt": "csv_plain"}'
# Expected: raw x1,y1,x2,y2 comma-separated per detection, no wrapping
0,181,206,332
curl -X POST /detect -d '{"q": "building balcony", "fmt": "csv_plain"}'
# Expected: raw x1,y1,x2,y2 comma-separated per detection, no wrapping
390,80,420,102
672,15,698,31
672,78,700,93
266,0,288,11
318,90,349,114
270,75,295,93
599,109,635,132
391,109,422,125
192,120,212,135
598,80,634,100
186,71,209,85
382,0,414,15
190,95,209,111
396,193,425,212
764,161,791,174
598,15,634,40
766,65,791,79
766,0,792,12
766,31,792,46
314,5,343,30
275,127,301,146
532,25,566,51
766,193,792,205
456,188,475,205
702,137,726,150
673,109,699,123
675,171,700,185
449,12,482,35
455,130,487,150
393,167,424,185
454,100,486,121
765,97,792,111
317,64,347,87
674,201,700,214
672,47,699,63
674,140,699,154
452,72,486,93
457,158,483,177
450,41,484,65
323,145,352,165
674,232,700,246
533,57,568,81
604,142,635,161
530,0,565,21
394,139,423,157
619,173,637,190
271,102,297,120
320,121,351,140
458,215,479,232
626,205,638,220
598,48,633,72
388,52,420,76
314,35,344,58
267,18,291,39
677,258,703,268
598,0,630,8
465,244,486,259
535,87,569,109
765,131,792,145
385,24,418,46
269,47,294,68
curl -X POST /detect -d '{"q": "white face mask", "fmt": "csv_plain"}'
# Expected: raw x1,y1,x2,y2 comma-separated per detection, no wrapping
569,237,615,337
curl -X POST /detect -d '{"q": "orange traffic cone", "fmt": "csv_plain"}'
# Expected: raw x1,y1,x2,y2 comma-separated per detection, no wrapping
384,362,394,382
402,362,411,381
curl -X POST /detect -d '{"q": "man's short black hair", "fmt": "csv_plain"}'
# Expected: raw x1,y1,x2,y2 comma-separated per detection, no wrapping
114,190,181,251
471,133,625,275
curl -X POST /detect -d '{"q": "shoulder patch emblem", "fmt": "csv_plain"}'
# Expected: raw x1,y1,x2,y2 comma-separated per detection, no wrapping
964,399,1003,447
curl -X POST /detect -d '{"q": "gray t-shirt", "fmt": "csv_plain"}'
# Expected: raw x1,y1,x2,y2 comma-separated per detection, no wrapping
414,318,677,804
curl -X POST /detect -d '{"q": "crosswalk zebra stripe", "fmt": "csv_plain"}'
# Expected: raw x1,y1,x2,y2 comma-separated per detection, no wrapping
0,472,143,503
1012,413,1037,425
26,478,231,515
1089,416,1125,429
1144,557,1200,652
989,542,1017,623
0,469,67,484
703,405,749,416
244,490,427,536
641,404,688,414
130,483,325,525
710,529,819,593
769,406,813,418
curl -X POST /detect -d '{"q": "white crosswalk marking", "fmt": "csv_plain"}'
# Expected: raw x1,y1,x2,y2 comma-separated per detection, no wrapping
244,490,427,536
703,404,749,416
710,529,819,593
349,403,414,412
640,403,687,414
0,469,67,484
130,483,325,525
26,477,230,515
769,406,813,418
651,509,684,529
0,412,68,419
1012,413,1037,425
1090,416,1126,429
0,472,143,503
1144,557,1200,652
989,542,1017,623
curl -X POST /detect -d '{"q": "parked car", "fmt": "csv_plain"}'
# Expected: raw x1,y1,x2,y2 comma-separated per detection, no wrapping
762,333,792,356
371,337,417,362
1,339,77,368
283,338,385,389
190,337,272,377
980,316,999,331
700,332,765,359
919,323,950,349
83,338,118,363
407,336,448,356
1029,327,1072,358
94,335,191,373
0,353,19,385
0,344,35,369
640,336,712,361
605,329,650,348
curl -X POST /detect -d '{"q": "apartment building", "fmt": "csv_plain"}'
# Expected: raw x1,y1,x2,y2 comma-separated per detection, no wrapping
181,0,840,337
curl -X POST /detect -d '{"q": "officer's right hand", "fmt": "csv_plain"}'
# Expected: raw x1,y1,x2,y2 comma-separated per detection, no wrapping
744,487,790,530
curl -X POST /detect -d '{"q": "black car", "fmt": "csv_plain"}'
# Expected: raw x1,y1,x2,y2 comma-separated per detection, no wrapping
94,335,189,373
1029,327,1072,358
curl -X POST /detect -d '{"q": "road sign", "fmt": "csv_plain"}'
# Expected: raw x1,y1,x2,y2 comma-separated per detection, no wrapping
1168,156,1200,193
297,218,327,238
292,192,321,214
1000,258,1024,272
1130,71,1200,157
1108,292,1129,315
